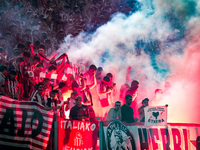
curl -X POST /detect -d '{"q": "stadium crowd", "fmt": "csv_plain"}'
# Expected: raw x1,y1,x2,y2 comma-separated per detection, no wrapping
0,0,155,122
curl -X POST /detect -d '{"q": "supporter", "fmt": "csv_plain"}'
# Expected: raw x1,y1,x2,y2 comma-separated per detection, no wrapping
98,76,113,107
138,98,149,122
8,57,24,98
106,72,116,104
0,37,6,48
125,80,139,101
95,67,104,85
69,96,91,121
30,82,46,106
0,65,8,96
126,80,139,118
121,94,138,123
98,76,113,118
42,78,51,99
71,74,86,94
45,89,61,112
56,81,68,118
21,52,34,99
5,70,19,99
0,47,7,65
105,101,122,121
82,64,97,106
17,43,26,54
66,91,78,112
9,57,24,72
83,64,97,88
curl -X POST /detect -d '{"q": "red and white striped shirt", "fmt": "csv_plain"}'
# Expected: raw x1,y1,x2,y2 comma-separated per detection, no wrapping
30,90,46,106
4,79,19,99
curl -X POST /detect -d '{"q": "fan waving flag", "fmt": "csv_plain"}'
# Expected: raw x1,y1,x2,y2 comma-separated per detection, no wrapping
0,96,54,149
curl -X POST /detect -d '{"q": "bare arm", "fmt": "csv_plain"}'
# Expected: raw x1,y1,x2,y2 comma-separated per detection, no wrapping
88,71,97,90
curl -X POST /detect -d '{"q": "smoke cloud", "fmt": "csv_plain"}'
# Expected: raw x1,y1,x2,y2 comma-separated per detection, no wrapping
58,0,200,123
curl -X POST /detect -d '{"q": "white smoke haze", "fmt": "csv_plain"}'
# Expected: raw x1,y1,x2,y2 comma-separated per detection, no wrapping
58,0,200,123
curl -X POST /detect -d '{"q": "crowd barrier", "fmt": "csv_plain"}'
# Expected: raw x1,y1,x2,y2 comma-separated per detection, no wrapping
0,96,200,150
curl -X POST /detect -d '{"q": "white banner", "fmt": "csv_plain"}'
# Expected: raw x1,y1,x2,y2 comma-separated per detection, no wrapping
144,106,167,126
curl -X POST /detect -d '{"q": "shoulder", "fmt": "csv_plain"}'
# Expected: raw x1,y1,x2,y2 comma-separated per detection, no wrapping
109,108,115,111
121,104,126,108
71,105,77,110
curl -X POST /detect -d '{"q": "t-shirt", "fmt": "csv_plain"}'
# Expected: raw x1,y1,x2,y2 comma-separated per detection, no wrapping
46,98,58,107
69,105,89,121
121,104,135,123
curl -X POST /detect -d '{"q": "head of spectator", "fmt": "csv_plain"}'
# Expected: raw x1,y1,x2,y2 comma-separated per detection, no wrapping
125,94,132,106
131,80,139,90
21,34,30,43
24,29,32,37
0,37,6,47
0,47,7,56
56,30,66,43
155,88,163,98
97,67,103,72
44,39,51,48
50,89,59,100
48,64,57,74
75,96,83,107
39,44,46,50
4,32,12,41
17,43,26,53
102,76,110,86
142,98,149,107
106,72,113,79
59,82,67,92
71,91,78,99
16,57,24,66
41,32,48,42
34,63,45,75
43,78,51,88
155,89,162,95
32,30,40,38
89,64,97,74
114,101,121,110
9,70,17,81
38,48,45,56
36,82,44,95
9,24,18,33
33,40,40,50
23,51,31,60
13,48,21,56
0,65,8,76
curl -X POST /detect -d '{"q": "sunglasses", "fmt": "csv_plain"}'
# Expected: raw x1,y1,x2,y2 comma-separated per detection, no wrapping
115,105,121,107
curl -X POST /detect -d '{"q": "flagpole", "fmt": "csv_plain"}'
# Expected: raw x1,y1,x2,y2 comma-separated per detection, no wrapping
99,120,103,150
54,114,58,150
